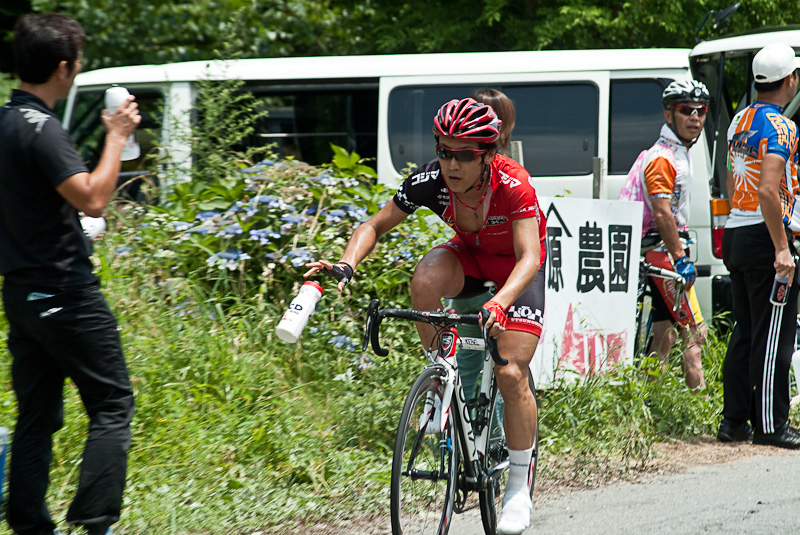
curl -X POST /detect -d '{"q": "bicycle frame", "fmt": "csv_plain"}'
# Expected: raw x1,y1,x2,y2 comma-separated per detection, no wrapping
364,299,507,490
434,334,499,486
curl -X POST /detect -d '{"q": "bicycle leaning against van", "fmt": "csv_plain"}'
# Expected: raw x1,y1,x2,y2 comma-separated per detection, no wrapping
362,299,538,535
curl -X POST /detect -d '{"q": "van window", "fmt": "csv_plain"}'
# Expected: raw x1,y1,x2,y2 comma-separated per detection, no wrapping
388,83,599,176
243,82,378,166
609,79,668,174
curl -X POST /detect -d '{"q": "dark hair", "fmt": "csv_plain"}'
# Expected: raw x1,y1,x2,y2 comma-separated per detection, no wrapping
754,78,785,93
470,88,516,153
13,13,85,84
754,70,798,94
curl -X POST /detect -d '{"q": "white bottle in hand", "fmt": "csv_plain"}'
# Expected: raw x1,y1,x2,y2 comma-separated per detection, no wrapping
104,85,140,161
276,281,324,343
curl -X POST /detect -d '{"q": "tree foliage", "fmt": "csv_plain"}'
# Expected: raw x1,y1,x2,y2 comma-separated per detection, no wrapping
340,0,799,53
0,0,31,73
30,0,369,70
2,1,797,72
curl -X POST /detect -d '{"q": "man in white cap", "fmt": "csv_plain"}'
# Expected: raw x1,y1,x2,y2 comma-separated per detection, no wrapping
720,42,800,449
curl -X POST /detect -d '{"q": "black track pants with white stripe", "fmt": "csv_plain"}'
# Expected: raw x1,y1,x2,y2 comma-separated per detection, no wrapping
722,223,798,435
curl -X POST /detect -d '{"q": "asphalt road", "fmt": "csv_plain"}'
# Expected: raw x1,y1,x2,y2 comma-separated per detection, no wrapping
449,450,800,534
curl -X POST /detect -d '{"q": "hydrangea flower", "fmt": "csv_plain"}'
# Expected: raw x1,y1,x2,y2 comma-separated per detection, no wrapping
195,211,221,222
170,221,194,232
215,224,243,237
280,248,313,268
328,335,357,352
249,228,281,245
310,173,336,186
324,209,347,223
206,249,252,270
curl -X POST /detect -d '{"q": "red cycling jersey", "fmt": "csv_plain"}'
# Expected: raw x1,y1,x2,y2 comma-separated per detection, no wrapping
393,154,547,262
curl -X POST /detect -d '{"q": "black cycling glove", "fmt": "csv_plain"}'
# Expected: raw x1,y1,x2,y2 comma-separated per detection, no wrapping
324,261,354,287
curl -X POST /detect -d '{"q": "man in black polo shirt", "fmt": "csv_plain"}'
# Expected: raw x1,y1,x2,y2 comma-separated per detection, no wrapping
0,13,140,535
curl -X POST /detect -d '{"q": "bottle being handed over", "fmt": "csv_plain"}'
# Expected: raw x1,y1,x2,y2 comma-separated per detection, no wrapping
276,281,324,343
104,85,141,161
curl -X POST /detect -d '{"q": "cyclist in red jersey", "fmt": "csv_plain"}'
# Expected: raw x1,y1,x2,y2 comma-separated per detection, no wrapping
306,97,546,534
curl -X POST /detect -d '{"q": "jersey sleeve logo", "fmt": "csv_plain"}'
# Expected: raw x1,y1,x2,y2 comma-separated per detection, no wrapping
766,113,790,149
20,107,50,134
411,169,440,186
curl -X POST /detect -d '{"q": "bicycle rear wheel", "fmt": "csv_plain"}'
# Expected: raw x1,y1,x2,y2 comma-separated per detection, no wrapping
479,369,538,535
391,366,459,535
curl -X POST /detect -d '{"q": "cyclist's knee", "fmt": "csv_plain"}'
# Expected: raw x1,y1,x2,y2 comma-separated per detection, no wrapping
495,363,529,397
410,255,463,302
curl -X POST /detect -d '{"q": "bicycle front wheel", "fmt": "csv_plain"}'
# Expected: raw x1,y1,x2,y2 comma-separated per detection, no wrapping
479,369,538,535
391,365,459,535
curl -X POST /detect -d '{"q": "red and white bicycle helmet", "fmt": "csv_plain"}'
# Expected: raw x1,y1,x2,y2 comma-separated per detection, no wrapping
433,98,501,144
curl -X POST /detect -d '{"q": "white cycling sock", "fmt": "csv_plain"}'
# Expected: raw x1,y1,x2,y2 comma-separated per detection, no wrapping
497,447,534,535
504,446,534,503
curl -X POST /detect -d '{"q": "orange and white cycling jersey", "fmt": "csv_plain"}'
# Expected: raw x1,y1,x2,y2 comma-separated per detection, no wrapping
640,124,692,235
726,101,799,228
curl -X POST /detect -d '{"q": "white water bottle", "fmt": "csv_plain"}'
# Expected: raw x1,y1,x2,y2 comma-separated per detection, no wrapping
275,281,323,343
104,85,141,161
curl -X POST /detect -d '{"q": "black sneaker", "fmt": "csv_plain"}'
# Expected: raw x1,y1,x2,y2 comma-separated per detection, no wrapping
717,419,754,442
753,424,800,449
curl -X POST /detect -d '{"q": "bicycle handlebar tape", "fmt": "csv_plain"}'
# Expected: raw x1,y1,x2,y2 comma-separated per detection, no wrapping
674,256,696,283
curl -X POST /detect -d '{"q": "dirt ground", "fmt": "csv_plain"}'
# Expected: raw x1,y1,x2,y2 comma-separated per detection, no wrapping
273,435,798,535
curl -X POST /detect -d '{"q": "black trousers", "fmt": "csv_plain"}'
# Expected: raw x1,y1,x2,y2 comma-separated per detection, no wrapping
721,223,798,435
2,281,134,535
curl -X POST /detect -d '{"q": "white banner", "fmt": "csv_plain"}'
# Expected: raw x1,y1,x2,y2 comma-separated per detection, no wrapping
532,197,643,388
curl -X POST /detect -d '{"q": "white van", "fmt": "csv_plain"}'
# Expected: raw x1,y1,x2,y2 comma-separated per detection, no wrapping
64,48,731,316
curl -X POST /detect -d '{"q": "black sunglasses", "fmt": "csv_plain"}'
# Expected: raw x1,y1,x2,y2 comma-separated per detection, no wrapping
436,145,487,162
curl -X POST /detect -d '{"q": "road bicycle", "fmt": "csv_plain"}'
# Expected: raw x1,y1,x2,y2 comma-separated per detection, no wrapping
362,299,538,535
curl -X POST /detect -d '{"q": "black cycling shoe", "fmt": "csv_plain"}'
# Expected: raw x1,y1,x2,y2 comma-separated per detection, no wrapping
717,419,754,443
753,424,800,449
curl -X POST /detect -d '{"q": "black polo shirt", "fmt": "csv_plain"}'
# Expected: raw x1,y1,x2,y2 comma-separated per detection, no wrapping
0,89,96,287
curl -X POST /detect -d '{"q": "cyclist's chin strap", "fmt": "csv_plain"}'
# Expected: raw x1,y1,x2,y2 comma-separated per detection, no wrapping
466,160,492,193
667,111,699,148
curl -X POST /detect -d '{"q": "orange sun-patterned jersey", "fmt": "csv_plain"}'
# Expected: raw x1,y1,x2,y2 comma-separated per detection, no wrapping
727,101,799,228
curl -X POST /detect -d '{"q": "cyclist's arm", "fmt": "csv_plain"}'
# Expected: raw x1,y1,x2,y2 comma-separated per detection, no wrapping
758,152,795,283
304,199,410,291
484,216,541,334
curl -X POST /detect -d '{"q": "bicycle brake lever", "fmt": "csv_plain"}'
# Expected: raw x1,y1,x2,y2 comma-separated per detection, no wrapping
480,308,508,366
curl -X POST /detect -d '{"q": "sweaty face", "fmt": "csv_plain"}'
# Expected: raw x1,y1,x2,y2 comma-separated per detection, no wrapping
666,103,707,144
436,136,493,193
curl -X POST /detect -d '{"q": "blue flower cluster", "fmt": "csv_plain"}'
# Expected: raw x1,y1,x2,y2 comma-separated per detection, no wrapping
206,249,252,270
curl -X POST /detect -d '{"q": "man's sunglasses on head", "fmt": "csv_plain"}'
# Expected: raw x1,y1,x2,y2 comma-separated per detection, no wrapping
436,145,488,162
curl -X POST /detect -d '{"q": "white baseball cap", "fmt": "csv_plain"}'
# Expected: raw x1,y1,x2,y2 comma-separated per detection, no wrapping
753,42,800,84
